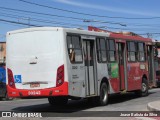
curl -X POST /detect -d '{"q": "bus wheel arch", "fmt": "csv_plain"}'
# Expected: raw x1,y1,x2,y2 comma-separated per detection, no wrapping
100,77,110,92
135,75,148,97
142,74,147,83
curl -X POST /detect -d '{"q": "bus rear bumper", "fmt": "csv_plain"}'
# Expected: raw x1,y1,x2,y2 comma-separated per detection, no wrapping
7,82,68,98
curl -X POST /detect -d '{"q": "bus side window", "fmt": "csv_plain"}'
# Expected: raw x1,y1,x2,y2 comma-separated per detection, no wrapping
107,40,116,62
67,35,82,63
96,38,107,62
138,42,145,62
127,41,136,62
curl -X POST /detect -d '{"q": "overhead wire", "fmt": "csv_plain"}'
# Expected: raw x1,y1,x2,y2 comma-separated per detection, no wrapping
1,6,160,28
19,0,160,20
0,12,87,27
0,15,151,31
0,18,41,27
1,8,160,31
0,1,160,38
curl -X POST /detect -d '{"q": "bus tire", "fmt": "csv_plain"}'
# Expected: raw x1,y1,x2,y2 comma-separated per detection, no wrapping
135,78,148,97
99,82,108,106
48,96,68,106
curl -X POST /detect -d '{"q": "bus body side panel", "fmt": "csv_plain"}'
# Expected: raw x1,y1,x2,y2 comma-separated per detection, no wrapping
127,63,140,91
107,62,120,93
134,62,148,90
6,29,68,97
67,64,86,97
96,63,116,94
127,62,148,91
109,78,120,93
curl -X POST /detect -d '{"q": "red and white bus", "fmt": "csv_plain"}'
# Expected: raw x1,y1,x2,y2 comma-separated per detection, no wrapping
89,26,156,90
6,27,155,106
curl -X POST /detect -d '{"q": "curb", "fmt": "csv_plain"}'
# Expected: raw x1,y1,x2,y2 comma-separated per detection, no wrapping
147,101,160,111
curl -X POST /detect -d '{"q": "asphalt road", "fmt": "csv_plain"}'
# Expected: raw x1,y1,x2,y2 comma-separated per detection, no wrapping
0,88,160,120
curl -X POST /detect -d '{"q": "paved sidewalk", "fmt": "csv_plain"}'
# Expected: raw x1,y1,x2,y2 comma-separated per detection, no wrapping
147,100,160,111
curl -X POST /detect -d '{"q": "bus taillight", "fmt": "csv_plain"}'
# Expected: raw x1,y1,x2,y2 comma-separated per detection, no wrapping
7,68,16,89
56,65,64,87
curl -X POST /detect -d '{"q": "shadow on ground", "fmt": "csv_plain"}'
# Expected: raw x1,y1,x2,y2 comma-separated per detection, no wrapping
12,91,156,114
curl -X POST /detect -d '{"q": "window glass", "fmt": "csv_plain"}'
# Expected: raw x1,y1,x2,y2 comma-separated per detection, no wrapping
96,38,101,62
127,41,137,62
96,39,100,50
130,42,136,51
67,35,82,63
96,38,116,62
130,52,136,61
127,43,130,51
100,39,106,50
138,42,145,61
72,36,81,48
109,40,115,50
67,36,72,48
139,52,145,61
109,51,115,61
101,51,107,62
138,43,144,51
96,38,106,62
74,49,82,62
107,40,116,62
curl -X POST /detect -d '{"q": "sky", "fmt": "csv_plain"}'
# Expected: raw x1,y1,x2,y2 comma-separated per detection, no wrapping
1,0,160,41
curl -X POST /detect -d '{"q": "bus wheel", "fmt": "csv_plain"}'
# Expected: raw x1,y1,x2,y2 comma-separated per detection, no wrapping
135,78,148,97
48,96,68,106
141,78,149,96
99,82,108,106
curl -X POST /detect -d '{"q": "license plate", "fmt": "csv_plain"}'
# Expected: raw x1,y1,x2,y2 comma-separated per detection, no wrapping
30,83,40,88
28,91,41,95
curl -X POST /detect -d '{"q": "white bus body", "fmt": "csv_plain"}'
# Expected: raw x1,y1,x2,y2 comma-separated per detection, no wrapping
6,27,112,105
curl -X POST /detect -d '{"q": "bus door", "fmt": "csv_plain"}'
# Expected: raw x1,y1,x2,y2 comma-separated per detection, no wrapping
147,45,155,87
83,40,96,96
117,42,127,90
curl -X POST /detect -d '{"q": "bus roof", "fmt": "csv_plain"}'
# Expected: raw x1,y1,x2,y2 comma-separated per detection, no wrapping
88,26,152,42
110,32,152,42
7,27,110,38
